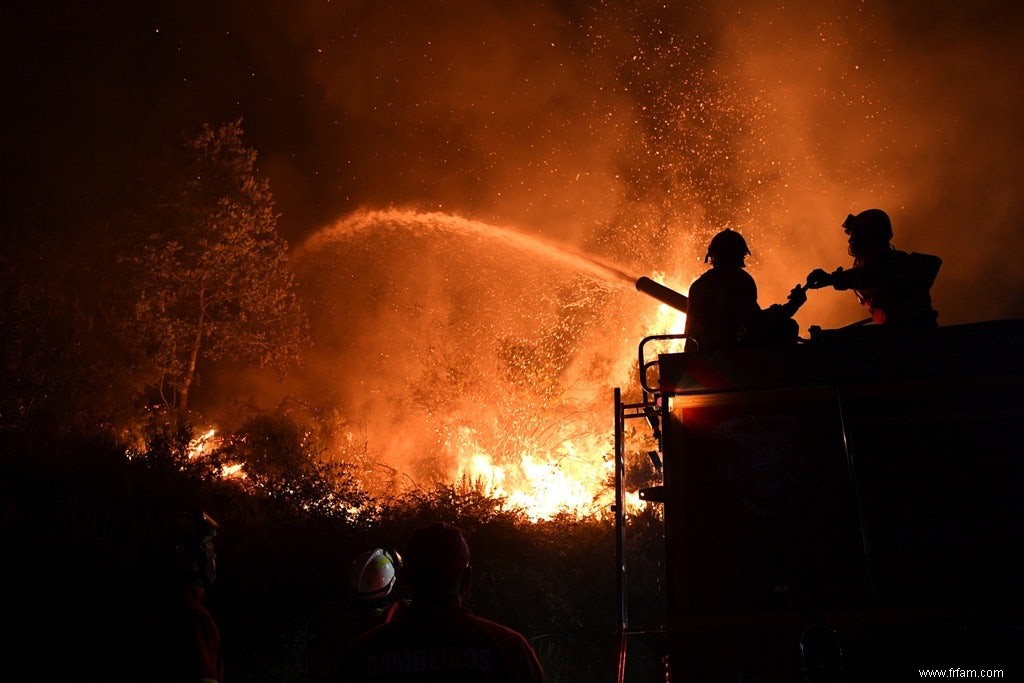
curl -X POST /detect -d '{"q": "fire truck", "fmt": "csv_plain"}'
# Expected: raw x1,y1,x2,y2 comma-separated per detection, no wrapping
614,284,1024,681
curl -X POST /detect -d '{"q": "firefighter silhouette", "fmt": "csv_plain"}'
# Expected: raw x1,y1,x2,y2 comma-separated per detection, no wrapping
137,508,224,683
684,229,807,352
340,522,545,682
806,209,942,328
309,547,406,683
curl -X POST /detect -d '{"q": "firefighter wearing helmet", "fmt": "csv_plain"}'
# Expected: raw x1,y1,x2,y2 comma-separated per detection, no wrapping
683,228,807,352
142,508,224,683
841,208,893,258
806,209,942,328
175,509,219,589
309,547,407,683
705,228,752,265
340,522,545,683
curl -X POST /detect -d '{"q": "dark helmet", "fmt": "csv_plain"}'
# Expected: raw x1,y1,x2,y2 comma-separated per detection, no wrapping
705,229,751,264
349,547,402,601
404,522,472,596
842,209,892,254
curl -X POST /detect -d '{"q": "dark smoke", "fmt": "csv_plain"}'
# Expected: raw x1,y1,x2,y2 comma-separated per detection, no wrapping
212,0,1024,328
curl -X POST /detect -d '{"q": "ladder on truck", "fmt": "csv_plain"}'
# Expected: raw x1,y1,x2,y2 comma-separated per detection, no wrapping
612,334,686,683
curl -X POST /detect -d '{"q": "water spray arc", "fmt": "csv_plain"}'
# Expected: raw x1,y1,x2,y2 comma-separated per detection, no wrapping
296,208,640,289
291,208,671,520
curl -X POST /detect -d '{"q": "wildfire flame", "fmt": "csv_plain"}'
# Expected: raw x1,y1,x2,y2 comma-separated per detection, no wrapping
450,427,616,521
291,211,703,521
186,428,247,481
146,238,696,524
186,429,217,458
448,291,686,520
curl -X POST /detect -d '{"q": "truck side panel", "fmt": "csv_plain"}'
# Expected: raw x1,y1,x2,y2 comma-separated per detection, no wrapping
657,320,1024,680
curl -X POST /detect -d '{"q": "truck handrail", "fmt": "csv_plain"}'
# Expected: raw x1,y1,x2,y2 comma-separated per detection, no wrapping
638,334,689,396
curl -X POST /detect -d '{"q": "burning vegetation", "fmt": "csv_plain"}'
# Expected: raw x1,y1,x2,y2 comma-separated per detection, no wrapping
138,199,690,522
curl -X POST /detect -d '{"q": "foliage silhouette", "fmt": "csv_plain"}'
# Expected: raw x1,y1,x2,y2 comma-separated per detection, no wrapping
1,422,637,682
121,119,309,411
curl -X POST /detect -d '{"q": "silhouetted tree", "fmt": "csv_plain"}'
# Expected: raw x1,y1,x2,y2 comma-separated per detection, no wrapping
123,120,308,411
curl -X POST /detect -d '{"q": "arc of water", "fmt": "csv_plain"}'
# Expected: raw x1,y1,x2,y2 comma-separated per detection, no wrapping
296,208,638,288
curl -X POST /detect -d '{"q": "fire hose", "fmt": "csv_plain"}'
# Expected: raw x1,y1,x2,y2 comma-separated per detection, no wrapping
635,276,688,313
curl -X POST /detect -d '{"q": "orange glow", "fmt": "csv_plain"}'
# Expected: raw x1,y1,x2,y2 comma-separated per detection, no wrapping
186,429,218,459
290,211,704,522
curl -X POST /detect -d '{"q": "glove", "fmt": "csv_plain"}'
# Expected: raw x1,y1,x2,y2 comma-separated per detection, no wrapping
787,284,807,306
806,268,834,289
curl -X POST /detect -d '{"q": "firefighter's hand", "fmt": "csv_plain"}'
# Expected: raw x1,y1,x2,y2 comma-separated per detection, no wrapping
806,268,833,289
788,284,807,306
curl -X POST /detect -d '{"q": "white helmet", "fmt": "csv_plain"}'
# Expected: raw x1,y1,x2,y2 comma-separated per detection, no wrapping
349,547,402,600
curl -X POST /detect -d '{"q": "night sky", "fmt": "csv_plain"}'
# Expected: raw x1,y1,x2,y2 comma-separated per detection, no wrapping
5,0,1024,325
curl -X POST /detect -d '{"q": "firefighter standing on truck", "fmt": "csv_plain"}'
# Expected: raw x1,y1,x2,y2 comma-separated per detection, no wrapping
684,228,807,352
806,209,942,328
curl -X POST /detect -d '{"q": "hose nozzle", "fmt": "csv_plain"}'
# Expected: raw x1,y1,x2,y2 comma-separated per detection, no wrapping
636,276,689,313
